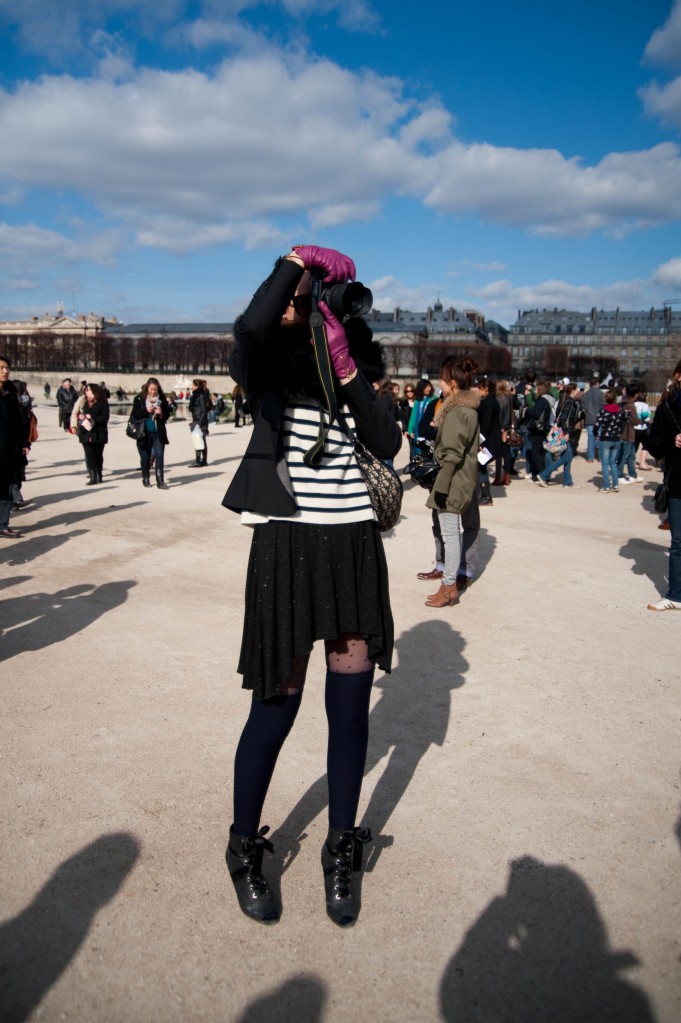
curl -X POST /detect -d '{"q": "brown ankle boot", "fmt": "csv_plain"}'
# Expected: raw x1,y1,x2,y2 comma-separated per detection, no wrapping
503,472,511,485
425,582,458,607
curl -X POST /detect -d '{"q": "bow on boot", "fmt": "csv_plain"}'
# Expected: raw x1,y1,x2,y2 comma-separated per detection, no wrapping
321,826,372,927
226,825,279,924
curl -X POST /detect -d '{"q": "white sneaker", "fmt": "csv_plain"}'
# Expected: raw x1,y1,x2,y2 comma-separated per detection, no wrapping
647,598,681,611
534,477,548,488
619,478,631,485
630,476,643,483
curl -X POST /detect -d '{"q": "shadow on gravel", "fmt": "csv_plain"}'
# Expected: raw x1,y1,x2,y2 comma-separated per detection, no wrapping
0,580,136,662
0,833,140,1023
236,975,326,1023
618,537,668,592
439,855,655,1022
271,620,468,875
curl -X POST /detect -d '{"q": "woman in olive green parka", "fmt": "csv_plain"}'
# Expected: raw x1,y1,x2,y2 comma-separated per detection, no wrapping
425,357,480,607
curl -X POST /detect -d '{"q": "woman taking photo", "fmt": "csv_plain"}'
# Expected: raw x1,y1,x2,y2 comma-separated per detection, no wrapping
222,245,401,928
77,383,109,485
188,378,211,466
130,377,171,489
424,357,480,608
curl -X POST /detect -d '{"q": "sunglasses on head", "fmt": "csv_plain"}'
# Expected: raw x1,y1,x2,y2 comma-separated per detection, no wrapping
292,293,312,315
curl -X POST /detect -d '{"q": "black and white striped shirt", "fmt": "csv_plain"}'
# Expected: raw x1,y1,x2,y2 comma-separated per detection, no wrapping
241,399,376,526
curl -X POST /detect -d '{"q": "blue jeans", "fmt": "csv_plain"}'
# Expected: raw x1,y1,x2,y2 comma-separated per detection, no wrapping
140,433,165,472
599,440,620,489
667,497,681,601
586,424,598,461
540,444,574,485
616,439,637,479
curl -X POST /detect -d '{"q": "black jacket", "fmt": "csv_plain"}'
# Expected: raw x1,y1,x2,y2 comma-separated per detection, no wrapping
478,393,503,455
647,396,681,499
131,393,171,445
189,389,210,430
77,399,109,445
222,257,401,517
0,382,22,497
56,385,78,414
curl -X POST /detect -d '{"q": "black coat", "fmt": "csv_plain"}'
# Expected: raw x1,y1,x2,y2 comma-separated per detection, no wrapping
478,393,503,456
189,389,210,430
648,396,681,498
222,257,401,518
77,399,109,446
0,382,22,499
130,393,171,445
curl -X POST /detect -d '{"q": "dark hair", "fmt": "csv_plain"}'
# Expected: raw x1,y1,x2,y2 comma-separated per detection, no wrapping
441,356,477,391
670,358,681,397
141,376,165,399
0,355,11,368
604,388,617,403
192,378,208,392
86,383,105,403
414,378,433,400
625,383,639,398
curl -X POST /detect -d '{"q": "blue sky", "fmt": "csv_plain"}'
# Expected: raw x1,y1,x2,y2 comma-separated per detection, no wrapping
0,0,680,328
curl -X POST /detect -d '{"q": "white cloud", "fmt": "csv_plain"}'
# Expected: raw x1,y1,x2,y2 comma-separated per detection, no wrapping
466,276,658,326
1,55,680,257
644,0,681,70
652,256,681,290
639,75,681,130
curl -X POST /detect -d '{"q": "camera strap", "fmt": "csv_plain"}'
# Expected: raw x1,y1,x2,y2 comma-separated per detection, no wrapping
303,294,338,467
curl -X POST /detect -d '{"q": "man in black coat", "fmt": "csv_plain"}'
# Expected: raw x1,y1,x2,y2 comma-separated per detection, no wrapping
0,355,26,538
56,377,78,430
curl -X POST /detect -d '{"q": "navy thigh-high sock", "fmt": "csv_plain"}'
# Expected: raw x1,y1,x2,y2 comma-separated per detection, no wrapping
232,693,302,837
325,669,374,830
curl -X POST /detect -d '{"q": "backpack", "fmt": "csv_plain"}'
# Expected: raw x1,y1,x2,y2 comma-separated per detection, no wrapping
543,424,568,455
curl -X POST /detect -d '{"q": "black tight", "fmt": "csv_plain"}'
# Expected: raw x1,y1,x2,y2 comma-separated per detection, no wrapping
231,634,374,837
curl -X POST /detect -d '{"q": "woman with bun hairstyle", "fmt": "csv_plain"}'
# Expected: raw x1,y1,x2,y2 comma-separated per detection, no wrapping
424,357,480,608
221,245,401,928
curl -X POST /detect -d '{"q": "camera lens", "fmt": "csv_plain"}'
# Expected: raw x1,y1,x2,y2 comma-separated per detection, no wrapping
322,281,373,318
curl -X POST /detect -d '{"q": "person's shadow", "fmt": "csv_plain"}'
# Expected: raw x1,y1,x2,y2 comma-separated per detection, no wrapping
0,580,136,662
439,855,655,1022
236,975,326,1023
0,833,140,1023
618,538,668,593
270,620,468,873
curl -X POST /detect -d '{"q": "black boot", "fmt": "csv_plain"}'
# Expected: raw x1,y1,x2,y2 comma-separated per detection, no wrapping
97,470,103,483
142,471,151,487
226,825,279,924
479,481,493,506
86,469,98,485
321,827,372,927
155,469,169,490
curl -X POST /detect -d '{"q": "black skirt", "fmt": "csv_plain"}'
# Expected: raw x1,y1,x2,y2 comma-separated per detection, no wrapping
238,520,393,700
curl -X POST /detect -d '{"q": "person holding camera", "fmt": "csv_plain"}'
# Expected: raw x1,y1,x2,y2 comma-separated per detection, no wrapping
221,245,401,928
130,377,171,489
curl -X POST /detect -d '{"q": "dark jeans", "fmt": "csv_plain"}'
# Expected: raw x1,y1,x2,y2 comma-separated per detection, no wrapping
139,433,165,472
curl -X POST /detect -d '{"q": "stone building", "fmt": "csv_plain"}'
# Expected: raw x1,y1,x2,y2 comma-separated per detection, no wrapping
508,306,681,386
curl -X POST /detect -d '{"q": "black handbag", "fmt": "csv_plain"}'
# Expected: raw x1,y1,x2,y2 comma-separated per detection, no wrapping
404,453,439,491
126,415,146,441
654,471,670,514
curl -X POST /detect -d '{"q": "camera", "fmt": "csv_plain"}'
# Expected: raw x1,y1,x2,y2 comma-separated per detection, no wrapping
310,272,372,318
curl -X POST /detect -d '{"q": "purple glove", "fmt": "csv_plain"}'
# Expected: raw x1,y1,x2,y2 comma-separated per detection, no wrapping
318,301,356,380
293,246,355,283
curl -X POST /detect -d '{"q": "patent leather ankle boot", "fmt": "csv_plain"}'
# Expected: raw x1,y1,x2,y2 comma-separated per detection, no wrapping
142,471,151,487
155,469,169,490
226,825,279,924
321,827,372,927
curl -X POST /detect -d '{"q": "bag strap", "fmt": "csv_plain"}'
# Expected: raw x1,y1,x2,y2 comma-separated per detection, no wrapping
303,294,338,467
